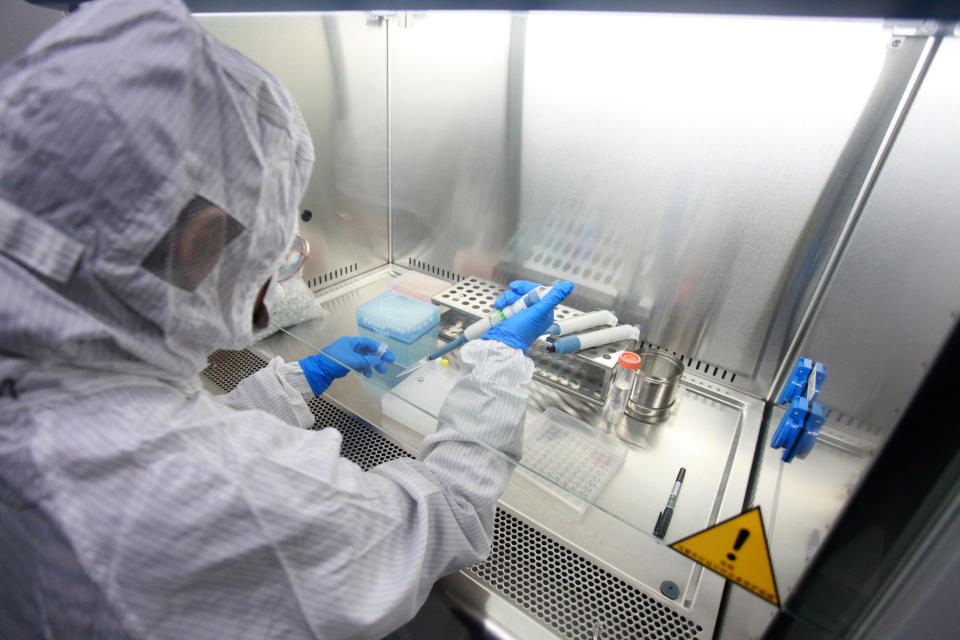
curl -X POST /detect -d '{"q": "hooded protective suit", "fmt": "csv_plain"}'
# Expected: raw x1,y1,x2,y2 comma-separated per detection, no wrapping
0,1,533,638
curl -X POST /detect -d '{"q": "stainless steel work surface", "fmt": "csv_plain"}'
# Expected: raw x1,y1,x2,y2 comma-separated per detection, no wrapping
203,350,711,639
250,267,764,637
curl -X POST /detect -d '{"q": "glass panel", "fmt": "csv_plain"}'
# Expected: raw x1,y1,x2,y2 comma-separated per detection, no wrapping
742,36,960,638
261,267,764,630
383,12,906,634
206,9,950,636
195,12,389,290
390,11,894,398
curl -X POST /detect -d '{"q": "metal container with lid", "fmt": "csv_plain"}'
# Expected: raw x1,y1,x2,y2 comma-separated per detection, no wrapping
625,349,684,423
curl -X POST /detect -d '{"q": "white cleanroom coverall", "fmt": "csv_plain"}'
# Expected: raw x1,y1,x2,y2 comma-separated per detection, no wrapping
0,1,533,638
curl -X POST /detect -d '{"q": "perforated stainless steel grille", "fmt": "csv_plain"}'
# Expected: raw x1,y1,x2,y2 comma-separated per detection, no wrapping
202,350,414,469
472,510,703,640
306,396,413,469
201,349,705,640
201,349,270,391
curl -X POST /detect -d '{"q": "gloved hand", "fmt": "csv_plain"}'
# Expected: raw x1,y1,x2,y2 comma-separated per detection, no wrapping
482,280,574,351
299,336,396,396
491,280,544,308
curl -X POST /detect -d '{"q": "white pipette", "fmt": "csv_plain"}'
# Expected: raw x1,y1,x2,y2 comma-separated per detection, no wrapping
400,284,555,376
546,309,617,336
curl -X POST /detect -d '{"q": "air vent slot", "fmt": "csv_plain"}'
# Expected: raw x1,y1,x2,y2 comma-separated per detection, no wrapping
823,407,881,435
637,339,736,384
307,262,359,290
406,257,464,282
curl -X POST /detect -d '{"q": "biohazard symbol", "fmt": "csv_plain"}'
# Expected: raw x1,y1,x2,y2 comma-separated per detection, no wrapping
669,507,780,606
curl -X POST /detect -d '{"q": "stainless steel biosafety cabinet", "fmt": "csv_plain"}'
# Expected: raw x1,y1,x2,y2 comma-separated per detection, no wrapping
28,0,960,637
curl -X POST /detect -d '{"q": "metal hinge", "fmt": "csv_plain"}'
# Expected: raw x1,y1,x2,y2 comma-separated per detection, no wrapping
369,10,413,28
883,19,958,37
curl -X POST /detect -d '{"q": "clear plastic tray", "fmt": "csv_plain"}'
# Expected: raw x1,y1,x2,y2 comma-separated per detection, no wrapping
520,408,627,516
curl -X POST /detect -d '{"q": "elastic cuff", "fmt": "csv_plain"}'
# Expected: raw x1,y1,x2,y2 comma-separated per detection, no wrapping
461,339,534,384
279,360,314,398
297,358,333,396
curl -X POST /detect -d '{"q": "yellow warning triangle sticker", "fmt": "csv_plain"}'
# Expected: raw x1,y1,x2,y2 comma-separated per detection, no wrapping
669,507,780,606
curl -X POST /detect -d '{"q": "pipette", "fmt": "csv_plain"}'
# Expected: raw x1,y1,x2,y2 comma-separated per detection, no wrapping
546,309,617,336
546,324,641,354
399,284,553,376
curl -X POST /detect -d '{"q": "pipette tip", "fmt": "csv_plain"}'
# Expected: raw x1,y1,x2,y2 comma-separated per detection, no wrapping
427,335,467,360
397,358,426,378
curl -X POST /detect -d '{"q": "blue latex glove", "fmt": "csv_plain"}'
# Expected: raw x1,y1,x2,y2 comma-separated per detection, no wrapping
299,336,396,396
491,280,542,309
482,280,574,351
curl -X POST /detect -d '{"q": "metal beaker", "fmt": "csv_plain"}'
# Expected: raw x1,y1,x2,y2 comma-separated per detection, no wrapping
625,349,684,423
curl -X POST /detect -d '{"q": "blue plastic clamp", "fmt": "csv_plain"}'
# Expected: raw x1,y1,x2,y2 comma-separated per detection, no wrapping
771,358,828,463
770,397,826,463
777,358,827,405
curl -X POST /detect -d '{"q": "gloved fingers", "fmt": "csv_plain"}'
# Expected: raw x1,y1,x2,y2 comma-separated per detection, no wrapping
353,337,394,370
493,280,544,309
350,336,387,355
509,280,543,293
493,289,522,309
351,337,395,367
354,360,374,378
534,280,574,310
481,281,575,352
362,354,386,375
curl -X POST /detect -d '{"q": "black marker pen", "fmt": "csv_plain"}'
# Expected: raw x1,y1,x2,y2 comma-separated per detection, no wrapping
654,467,686,539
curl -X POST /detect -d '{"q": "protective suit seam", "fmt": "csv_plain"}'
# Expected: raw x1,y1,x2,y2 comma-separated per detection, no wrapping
237,482,322,638
373,458,494,561
31,447,149,638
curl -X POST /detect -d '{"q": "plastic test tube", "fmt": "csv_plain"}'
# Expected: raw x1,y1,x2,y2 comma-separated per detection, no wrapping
603,351,642,425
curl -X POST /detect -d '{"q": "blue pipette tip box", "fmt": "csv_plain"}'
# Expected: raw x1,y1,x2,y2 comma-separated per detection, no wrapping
356,291,440,367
